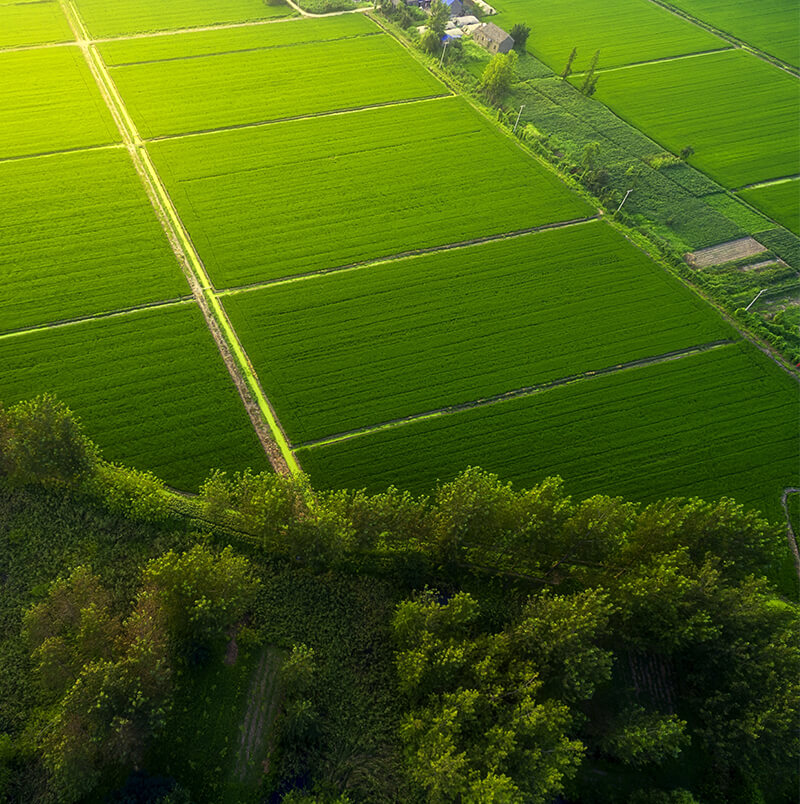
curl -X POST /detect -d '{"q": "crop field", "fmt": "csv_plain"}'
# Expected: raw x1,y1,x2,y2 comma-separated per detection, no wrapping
0,46,119,160
587,50,800,189
71,0,293,38
663,0,799,68
98,14,377,65
150,96,592,287
0,305,269,488
491,0,724,72
298,342,798,521
0,148,188,333
739,181,800,236
223,221,732,443
0,0,73,49
109,32,446,138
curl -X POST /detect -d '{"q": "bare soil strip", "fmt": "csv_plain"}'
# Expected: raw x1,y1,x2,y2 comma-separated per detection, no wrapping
686,237,766,268
145,93,454,144
297,339,736,450
218,215,601,297
781,488,800,581
735,174,800,192
0,297,194,342
58,0,295,475
0,141,124,167
570,46,734,77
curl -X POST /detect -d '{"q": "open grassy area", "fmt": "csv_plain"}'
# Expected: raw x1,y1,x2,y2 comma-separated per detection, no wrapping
491,0,724,72
224,221,732,444
109,32,446,138
0,148,188,333
587,49,800,189
0,305,269,489
150,96,592,287
739,180,800,236
72,0,294,38
0,46,119,159
663,0,800,67
0,0,73,48
98,14,376,64
298,342,799,523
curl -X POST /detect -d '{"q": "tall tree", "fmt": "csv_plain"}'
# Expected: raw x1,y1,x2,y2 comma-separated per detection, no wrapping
479,51,518,104
562,46,577,79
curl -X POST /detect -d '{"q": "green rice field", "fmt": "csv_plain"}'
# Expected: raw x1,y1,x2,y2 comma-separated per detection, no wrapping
109,32,446,138
223,221,732,443
71,0,293,38
0,148,188,333
149,96,592,287
663,0,800,68
0,305,270,488
298,342,798,521
98,14,376,65
491,0,724,72
0,0,73,49
587,49,800,188
0,46,119,159
739,180,800,236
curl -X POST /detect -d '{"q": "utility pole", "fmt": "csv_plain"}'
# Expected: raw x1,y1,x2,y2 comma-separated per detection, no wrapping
745,288,768,311
615,188,633,213
439,37,449,69
513,104,525,134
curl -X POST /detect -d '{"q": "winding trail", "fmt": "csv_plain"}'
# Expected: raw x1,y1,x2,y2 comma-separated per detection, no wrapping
781,488,800,581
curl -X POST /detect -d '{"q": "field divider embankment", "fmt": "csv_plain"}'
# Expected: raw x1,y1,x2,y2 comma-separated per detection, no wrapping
0,297,195,342
0,142,124,167
58,0,299,476
217,215,602,297
734,174,800,192
105,31,383,68
296,339,737,450
144,93,454,144
643,0,800,77
781,488,800,581
0,39,76,55
570,46,734,77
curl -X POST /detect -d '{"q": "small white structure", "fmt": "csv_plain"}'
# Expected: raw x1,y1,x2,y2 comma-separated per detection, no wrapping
452,14,479,27
471,0,496,13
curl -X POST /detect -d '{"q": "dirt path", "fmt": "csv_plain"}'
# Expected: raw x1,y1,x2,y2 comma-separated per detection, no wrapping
57,0,295,476
570,46,734,77
219,215,601,297
781,488,800,581
298,339,736,450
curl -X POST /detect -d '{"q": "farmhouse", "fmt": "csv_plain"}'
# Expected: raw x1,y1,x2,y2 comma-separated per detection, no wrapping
444,0,464,16
473,22,514,53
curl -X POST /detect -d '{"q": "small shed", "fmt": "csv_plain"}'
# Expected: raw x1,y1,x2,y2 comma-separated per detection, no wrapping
473,22,514,54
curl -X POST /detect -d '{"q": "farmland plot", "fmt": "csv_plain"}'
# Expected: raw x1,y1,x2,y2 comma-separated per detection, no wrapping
490,0,723,72
223,221,732,444
739,180,800,236
0,0,73,49
108,33,446,138
98,14,377,65
71,0,293,38
0,305,269,489
0,47,119,160
149,96,593,287
298,342,798,521
663,0,799,68
0,148,188,333
587,50,800,188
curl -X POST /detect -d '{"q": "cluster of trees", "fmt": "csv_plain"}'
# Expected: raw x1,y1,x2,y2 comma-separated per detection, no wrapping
21,546,259,801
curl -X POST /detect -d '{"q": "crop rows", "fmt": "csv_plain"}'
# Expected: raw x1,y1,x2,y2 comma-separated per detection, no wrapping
0,0,73,49
298,342,798,521
491,0,722,72
587,49,800,188
150,96,592,287
223,221,732,443
109,33,446,138
663,0,799,68
739,180,800,236
71,0,293,38
0,305,270,489
98,14,376,65
0,148,188,333
0,47,119,160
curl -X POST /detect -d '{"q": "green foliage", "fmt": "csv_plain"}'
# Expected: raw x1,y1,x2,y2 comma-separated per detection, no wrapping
579,49,600,95
601,706,689,767
509,23,530,50
428,0,449,37
562,46,577,78
140,544,260,653
479,50,517,104
88,462,171,523
419,28,441,55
